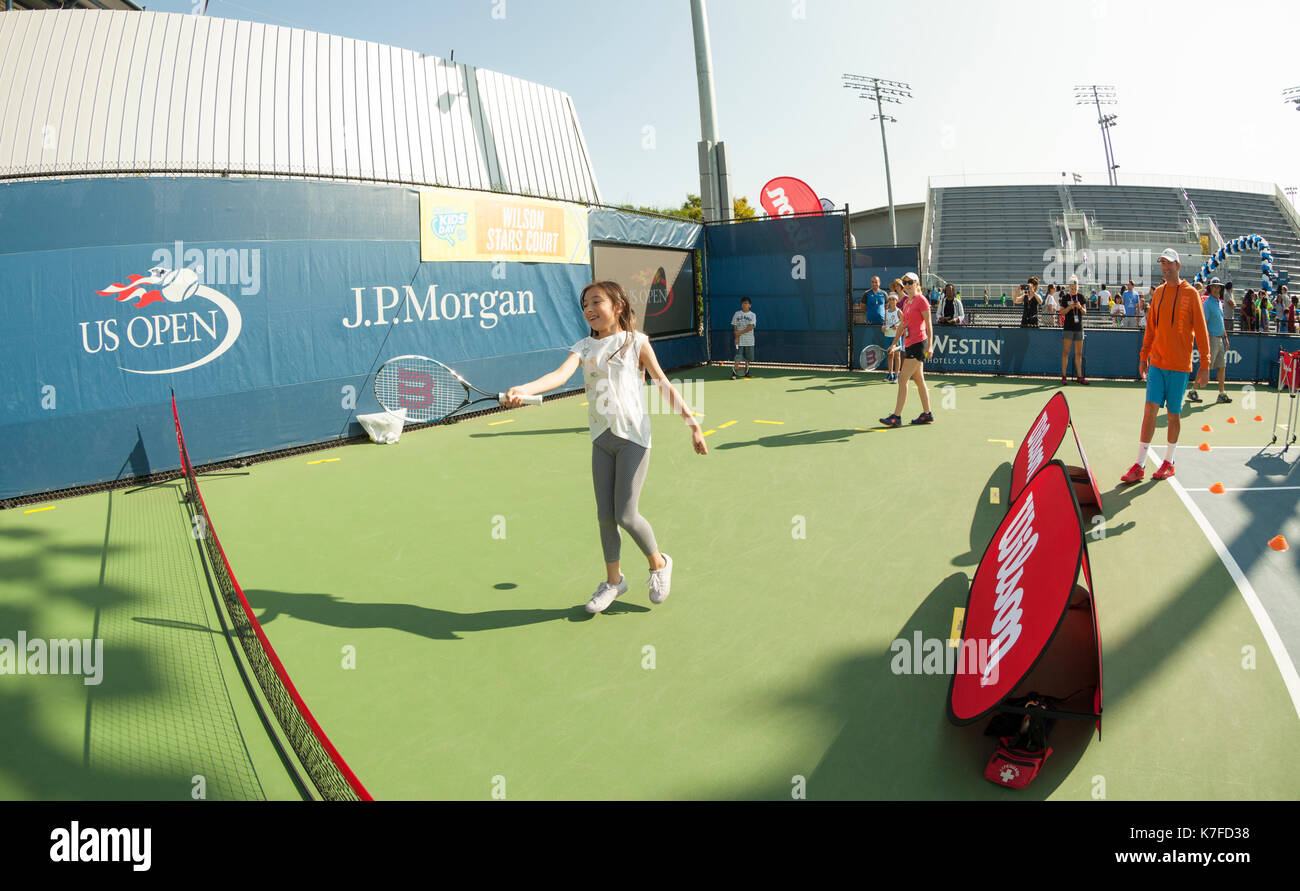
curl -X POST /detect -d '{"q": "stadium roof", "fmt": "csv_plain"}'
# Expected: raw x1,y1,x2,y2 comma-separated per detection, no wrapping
7,1,142,10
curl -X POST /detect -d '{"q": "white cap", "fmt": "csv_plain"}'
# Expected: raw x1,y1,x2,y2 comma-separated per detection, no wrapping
902,272,919,283
1158,248,1180,264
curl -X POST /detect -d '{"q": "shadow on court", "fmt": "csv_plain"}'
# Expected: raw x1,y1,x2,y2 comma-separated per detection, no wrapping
244,588,648,641
981,383,1058,401
951,462,1010,567
714,428,863,449
470,427,588,438
722,572,1095,799
0,518,193,800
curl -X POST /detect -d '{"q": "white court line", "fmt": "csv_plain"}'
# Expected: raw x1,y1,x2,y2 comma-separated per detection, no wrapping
1175,445,1283,450
1184,486,1300,492
1151,455,1300,720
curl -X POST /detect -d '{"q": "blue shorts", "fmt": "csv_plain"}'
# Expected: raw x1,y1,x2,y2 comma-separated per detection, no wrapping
1146,367,1189,412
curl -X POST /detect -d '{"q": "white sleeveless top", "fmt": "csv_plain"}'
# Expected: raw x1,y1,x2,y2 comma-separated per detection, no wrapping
569,330,652,448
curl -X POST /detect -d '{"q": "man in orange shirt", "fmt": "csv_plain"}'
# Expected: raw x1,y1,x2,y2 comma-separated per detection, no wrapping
1120,248,1211,483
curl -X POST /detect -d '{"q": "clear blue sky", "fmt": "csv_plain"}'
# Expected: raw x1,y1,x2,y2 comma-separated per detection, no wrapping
147,0,1300,212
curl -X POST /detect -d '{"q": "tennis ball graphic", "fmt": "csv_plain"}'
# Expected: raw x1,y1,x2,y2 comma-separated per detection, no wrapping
158,265,202,303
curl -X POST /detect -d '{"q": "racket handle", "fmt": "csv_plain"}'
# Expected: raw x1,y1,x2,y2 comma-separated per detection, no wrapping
499,393,543,406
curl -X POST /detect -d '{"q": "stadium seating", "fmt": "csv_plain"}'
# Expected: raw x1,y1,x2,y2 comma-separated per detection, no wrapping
930,183,1300,291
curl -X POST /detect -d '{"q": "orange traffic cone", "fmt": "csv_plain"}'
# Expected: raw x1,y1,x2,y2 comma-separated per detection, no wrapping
1199,442,1212,451
1254,415,1264,422
1209,482,1225,494
1227,417,1237,424
1269,535,1289,551
1201,424,1213,432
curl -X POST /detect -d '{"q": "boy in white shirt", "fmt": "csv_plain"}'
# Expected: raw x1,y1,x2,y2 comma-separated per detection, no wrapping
731,298,756,379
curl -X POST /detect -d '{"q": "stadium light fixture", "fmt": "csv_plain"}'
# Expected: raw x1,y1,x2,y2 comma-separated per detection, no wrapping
1075,85,1120,186
843,74,913,246
1286,86,1300,111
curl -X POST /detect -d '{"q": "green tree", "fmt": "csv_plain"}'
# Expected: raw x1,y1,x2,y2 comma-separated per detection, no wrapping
615,195,756,222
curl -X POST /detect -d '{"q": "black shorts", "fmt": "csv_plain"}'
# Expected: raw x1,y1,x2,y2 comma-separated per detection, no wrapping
904,342,926,361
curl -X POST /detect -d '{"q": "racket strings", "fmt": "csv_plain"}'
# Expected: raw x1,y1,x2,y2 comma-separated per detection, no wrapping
375,360,467,421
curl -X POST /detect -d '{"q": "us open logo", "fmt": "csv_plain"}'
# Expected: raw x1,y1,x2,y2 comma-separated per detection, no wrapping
80,243,254,375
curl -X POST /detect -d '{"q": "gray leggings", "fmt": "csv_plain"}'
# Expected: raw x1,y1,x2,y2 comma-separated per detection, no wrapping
592,430,658,563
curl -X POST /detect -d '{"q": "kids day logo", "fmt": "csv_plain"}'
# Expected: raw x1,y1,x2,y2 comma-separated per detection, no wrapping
429,207,470,247
80,242,259,375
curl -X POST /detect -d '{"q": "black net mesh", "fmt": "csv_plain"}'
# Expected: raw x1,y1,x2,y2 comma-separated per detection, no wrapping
172,396,369,801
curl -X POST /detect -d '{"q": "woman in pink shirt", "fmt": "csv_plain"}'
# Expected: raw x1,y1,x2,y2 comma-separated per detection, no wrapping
880,272,935,427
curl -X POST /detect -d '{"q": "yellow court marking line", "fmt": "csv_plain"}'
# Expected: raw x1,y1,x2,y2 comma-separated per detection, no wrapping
990,487,1000,505
717,420,738,429
487,419,515,426
988,438,1014,448
24,506,55,514
948,607,966,648
580,401,589,406
753,419,784,425
702,429,717,436
307,458,340,465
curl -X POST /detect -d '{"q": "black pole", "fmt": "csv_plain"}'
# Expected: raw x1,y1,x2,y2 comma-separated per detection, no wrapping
844,206,853,369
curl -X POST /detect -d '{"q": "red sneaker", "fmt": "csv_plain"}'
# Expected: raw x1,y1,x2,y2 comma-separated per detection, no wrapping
1152,460,1176,480
1120,463,1145,484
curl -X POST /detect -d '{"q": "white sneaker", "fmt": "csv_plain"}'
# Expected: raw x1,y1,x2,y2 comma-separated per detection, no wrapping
585,575,627,614
646,554,673,604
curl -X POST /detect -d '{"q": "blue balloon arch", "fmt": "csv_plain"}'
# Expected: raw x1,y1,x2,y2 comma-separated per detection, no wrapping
1194,234,1276,294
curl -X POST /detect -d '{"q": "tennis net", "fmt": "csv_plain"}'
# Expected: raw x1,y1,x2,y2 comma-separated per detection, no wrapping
172,393,371,801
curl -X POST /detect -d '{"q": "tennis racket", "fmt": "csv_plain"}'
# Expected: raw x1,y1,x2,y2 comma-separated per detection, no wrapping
374,355,541,423
733,348,749,377
859,344,886,371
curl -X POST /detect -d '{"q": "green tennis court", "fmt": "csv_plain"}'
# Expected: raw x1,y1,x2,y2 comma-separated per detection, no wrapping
4,368,1298,800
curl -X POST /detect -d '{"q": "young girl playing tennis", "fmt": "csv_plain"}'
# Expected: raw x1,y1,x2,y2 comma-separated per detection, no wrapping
504,281,707,614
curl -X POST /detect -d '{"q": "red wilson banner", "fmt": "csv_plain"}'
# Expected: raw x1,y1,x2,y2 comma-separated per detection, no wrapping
949,461,1102,726
759,177,823,218
1009,391,1103,511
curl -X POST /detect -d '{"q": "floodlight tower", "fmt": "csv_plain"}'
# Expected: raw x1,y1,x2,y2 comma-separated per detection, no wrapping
1075,85,1119,186
1285,86,1300,112
690,0,732,223
843,74,912,246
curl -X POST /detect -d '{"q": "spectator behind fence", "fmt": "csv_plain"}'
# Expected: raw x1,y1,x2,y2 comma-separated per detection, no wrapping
1223,282,1236,332
1242,291,1258,331
1016,276,1042,327
1286,295,1298,333
1137,292,1147,329
863,275,888,325
1259,291,1274,332
1110,293,1126,326
1099,283,1112,314
1122,280,1139,328
1044,284,1060,326
937,283,965,325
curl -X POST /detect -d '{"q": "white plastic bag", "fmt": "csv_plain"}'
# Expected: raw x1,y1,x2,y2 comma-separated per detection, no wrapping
357,409,406,444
